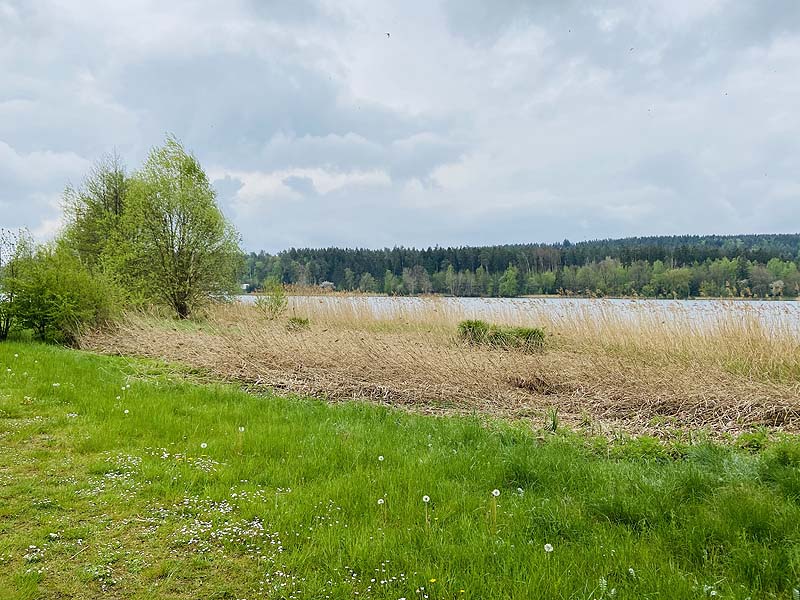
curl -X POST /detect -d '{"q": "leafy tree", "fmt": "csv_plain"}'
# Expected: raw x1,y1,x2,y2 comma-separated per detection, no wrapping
119,137,242,318
498,265,519,297
61,152,128,271
358,272,377,293
0,229,33,340
343,268,356,291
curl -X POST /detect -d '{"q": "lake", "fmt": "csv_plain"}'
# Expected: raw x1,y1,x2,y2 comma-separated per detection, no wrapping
238,295,800,333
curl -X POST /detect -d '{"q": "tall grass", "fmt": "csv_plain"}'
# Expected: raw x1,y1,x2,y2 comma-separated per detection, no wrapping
81,297,800,436
1,342,799,598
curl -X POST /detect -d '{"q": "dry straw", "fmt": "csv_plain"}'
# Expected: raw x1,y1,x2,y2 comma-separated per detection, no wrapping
81,297,800,437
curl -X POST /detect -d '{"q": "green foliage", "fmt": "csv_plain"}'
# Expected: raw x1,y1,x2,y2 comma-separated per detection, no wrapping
61,152,128,272
255,278,288,320
1,342,800,598
0,229,33,340
498,264,519,297
117,137,242,318
286,315,310,331
458,319,545,352
242,234,800,298
8,245,116,344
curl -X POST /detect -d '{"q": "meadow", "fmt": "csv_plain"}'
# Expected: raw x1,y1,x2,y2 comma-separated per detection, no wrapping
1,341,800,599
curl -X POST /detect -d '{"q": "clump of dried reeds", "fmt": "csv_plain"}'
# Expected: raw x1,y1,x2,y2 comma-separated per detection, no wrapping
81,297,800,437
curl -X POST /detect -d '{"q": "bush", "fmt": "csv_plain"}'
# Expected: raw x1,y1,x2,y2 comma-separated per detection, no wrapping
286,316,310,332
10,245,116,344
255,278,288,320
457,319,545,352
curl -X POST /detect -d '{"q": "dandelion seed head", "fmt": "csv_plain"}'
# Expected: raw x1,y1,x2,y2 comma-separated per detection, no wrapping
200,443,208,449
422,495,430,503
544,543,554,553
238,426,245,433
377,498,385,505
123,409,129,415
378,455,384,462
492,489,500,497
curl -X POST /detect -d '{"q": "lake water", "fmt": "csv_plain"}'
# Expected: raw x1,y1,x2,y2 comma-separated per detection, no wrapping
238,295,800,332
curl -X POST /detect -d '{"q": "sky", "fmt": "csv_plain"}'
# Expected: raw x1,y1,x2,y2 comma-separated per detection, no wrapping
1,0,799,252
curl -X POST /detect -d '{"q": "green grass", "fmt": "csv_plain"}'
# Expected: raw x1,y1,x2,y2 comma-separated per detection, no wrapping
0,342,799,599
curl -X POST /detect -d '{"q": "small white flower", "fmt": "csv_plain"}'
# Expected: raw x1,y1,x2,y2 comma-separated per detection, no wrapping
123,409,129,415
544,543,554,553
200,443,207,449
378,455,385,462
628,567,636,578
491,489,500,497
377,498,385,505
422,495,430,503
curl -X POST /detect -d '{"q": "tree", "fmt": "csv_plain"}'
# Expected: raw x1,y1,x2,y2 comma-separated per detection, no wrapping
343,268,356,291
62,152,128,271
358,272,377,293
0,229,33,340
119,137,242,318
498,265,519,297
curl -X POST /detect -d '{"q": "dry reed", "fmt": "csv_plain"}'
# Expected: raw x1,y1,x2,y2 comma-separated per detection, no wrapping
81,297,800,437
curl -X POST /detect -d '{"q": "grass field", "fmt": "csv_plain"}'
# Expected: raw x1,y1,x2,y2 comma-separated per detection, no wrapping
1,341,799,598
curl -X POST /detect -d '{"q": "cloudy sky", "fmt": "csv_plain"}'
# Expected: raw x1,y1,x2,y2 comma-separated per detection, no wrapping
1,1,799,251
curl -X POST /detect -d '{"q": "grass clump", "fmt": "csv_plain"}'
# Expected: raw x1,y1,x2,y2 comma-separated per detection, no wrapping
458,319,545,352
286,316,310,332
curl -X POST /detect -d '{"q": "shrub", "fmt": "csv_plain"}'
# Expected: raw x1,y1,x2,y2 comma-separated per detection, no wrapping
255,278,288,320
458,319,545,352
0,229,33,341
286,316,310,332
11,245,116,344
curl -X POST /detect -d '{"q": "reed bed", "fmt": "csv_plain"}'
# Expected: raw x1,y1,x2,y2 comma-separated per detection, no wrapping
81,297,800,437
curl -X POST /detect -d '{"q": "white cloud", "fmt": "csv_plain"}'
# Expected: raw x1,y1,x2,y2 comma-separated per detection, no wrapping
1,0,799,249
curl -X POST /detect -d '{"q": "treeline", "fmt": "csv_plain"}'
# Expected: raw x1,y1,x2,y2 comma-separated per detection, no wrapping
242,235,800,298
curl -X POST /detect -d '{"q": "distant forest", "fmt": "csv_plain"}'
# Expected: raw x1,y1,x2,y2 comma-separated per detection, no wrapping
241,234,800,298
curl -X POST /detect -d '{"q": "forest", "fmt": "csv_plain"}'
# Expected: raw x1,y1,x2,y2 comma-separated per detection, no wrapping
241,234,800,298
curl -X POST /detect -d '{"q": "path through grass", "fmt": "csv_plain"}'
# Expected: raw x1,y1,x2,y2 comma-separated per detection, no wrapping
0,342,799,598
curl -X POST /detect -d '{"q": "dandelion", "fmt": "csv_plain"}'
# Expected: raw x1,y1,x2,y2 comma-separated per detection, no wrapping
378,455,385,462
52,383,60,387
429,578,436,583
628,567,636,578
116,396,121,400
200,443,208,449
377,498,385,505
491,489,500,497
14,353,18,358
422,495,430,503
239,426,245,433
544,543,553,553
123,409,129,415
422,495,430,531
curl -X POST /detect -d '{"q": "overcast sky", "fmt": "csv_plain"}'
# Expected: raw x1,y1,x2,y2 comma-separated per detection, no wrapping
1,1,799,252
